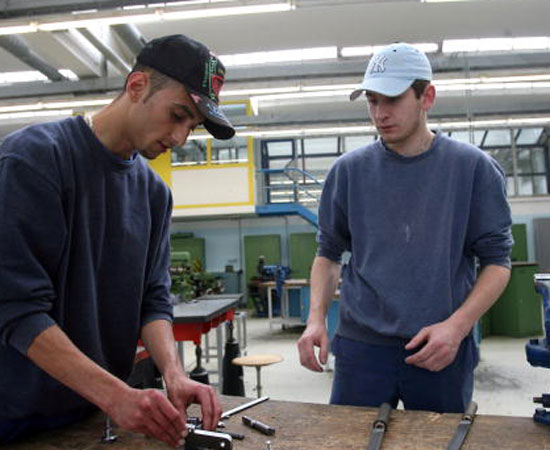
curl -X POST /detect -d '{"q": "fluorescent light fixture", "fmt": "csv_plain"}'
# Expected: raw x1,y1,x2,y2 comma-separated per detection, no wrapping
302,84,356,92
251,89,352,103
38,14,158,30
0,24,38,35
0,2,292,34
443,37,550,53
341,42,438,58
187,115,550,140
59,69,79,81
422,0,473,3
188,124,376,140
437,81,550,92
161,3,293,20
223,86,301,97
0,69,78,84
221,46,337,67
0,98,111,114
429,117,550,129
0,109,74,121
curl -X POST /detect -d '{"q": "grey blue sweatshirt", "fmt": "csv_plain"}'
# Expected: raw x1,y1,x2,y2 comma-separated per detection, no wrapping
317,132,513,346
0,116,173,419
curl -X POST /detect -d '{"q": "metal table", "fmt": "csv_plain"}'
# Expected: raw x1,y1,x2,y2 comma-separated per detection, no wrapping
172,296,240,390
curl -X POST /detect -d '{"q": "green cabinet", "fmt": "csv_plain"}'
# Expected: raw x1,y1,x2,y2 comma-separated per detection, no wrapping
511,224,528,262
490,263,542,337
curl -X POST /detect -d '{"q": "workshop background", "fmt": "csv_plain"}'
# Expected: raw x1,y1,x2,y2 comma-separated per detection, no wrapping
1,0,550,420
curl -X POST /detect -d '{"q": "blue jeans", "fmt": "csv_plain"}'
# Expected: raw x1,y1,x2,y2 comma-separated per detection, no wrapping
0,405,95,445
330,334,478,413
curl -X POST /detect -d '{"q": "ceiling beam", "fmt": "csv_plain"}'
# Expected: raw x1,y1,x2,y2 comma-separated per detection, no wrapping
111,23,145,55
0,0,188,19
0,49,548,99
0,35,67,81
78,28,131,75
51,29,105,77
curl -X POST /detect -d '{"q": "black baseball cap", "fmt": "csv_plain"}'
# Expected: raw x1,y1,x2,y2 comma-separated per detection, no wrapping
137,34,235,140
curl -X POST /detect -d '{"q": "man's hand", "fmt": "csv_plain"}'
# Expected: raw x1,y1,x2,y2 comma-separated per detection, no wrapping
164,371,222,431
108,386,186,448
297,320,330,372
404,319,467,372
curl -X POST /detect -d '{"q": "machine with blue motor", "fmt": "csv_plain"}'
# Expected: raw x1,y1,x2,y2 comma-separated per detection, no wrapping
525,273,550,425
248,255,291,317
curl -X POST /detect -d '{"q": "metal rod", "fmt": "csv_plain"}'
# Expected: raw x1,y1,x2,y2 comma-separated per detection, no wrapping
221,396,269,420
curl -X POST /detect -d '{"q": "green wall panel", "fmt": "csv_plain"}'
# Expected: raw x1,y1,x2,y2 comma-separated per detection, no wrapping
244,235,281,283
289,232,317,279
170,235,205,269
490,263,541,337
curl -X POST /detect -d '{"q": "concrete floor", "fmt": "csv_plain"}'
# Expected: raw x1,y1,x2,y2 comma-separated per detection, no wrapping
184,315,549,418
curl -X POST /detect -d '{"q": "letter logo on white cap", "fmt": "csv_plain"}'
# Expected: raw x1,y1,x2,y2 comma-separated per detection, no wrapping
369,55,387,74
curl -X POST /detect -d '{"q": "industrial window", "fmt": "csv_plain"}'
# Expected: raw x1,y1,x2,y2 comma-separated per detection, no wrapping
171,141,207,165
258,126,549,205
302,137,338,155
211,136,248,164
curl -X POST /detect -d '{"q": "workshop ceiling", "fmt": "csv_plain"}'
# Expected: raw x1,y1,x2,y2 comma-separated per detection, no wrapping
0,0,548,139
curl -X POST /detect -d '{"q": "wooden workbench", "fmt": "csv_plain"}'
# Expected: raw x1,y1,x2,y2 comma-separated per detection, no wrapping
5,395,549,449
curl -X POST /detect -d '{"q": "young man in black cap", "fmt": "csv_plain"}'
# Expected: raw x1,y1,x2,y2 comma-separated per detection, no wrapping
0,34,234,447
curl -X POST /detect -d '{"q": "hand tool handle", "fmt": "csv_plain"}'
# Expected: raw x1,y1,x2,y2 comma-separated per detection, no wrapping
221,396,270,420
185,428,233,449
374,402,392,427
463,401,478,422
242,415,276,435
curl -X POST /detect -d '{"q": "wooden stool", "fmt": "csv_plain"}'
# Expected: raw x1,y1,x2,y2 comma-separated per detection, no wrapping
232,354,283,398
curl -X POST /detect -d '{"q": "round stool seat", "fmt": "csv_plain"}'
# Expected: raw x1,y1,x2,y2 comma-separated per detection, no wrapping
232,354,283,367
231,354,283,398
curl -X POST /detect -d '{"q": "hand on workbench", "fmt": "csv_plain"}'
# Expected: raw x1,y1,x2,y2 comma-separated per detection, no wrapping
108,386,186,448
165,373,222,431
297,321,329,372
404,319,465,372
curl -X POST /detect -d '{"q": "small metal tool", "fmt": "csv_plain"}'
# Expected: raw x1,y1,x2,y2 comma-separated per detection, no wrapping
186,417,243,440
101,415,118,443
446,401,478,450
220,396,269,420
184,425,233,449
241,415,275,435
366,402,391,450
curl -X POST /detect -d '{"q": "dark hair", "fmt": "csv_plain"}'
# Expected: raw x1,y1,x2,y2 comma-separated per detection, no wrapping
117,62,177,102
411,79,430,99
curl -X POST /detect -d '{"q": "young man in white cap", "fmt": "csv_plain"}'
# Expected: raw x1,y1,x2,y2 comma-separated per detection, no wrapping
0,34,234,446
297,42,513,413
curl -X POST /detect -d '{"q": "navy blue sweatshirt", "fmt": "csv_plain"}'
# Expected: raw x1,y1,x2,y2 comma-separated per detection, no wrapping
0,116,173,419
317,132,513,346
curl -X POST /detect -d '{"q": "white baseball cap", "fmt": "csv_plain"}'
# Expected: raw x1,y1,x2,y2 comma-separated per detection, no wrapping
350,42,432,100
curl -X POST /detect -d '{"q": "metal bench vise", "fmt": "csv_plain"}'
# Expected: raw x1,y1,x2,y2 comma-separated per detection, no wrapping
525,273,550,425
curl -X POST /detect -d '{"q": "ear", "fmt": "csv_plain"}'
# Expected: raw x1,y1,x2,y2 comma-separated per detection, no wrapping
125,71,150,103
421,84,436,111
